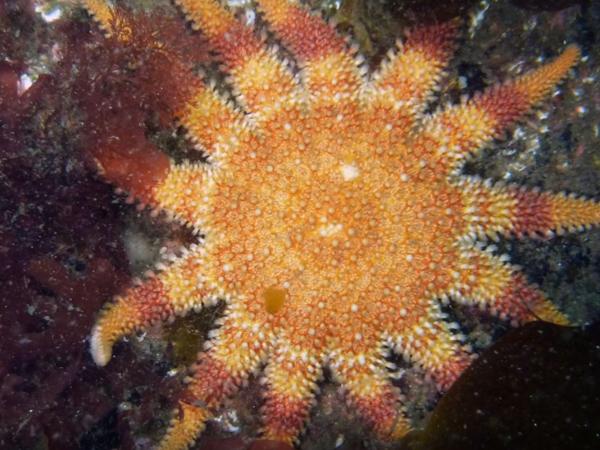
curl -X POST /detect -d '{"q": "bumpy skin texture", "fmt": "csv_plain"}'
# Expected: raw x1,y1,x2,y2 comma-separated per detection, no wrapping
84,1,600,448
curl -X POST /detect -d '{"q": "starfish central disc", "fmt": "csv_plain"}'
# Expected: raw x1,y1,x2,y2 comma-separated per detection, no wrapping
207,135,463,343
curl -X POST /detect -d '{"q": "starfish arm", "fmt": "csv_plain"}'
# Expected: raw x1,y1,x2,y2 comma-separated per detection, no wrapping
459,177,600,240
81,0,122,37
92,144,208,228
178,83,249,157
418,46,580,174
90,246,213,366
260,340,322,444
329,343,411,440
256,0,364,111
158,312,268,450
83,1,246,153
367,21,458,120
389,301,473,391
449,245,569,325
175,0,302,118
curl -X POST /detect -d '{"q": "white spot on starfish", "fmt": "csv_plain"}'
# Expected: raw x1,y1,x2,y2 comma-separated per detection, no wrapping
341,163,360,181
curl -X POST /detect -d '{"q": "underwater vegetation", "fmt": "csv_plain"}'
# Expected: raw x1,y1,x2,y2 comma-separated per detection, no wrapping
0,0,208,447
403,322,600,450
1,1,600,449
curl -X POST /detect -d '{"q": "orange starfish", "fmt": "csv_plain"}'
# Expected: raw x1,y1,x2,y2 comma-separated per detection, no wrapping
84,0,599,448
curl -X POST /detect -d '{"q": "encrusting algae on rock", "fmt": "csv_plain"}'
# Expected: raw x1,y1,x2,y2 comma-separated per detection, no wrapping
80,0,600,448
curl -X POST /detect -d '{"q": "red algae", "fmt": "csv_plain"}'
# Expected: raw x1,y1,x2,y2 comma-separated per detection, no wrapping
0,1,210,447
